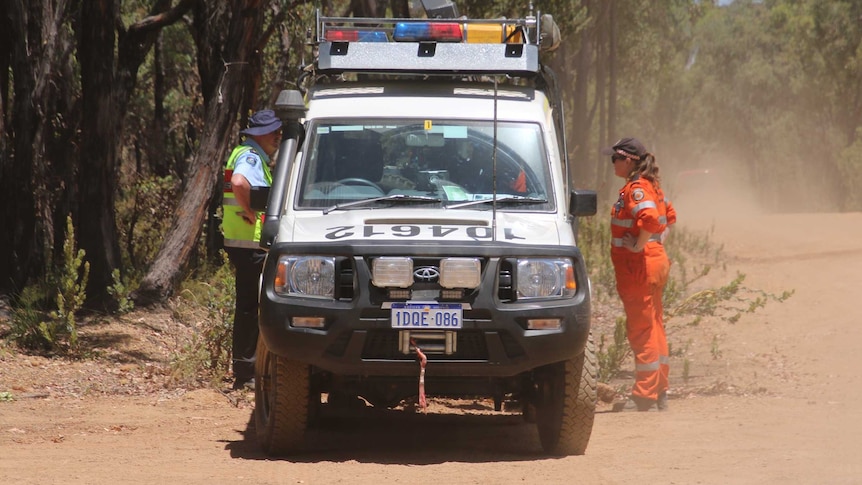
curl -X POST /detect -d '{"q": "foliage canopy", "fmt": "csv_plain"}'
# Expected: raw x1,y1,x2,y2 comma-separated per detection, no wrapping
0,0,858,308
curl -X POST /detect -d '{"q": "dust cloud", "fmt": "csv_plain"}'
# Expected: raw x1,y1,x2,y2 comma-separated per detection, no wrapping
660,148,762,228
660,138,846,218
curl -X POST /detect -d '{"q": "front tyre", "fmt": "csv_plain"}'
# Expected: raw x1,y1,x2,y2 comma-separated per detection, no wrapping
254,335,310,456
534,333,597,455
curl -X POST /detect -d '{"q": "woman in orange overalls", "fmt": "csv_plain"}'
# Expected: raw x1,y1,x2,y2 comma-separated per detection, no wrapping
603,137,677,412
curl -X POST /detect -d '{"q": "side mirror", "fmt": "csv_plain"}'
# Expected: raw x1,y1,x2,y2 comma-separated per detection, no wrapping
569,189,597,217
250,186,270,212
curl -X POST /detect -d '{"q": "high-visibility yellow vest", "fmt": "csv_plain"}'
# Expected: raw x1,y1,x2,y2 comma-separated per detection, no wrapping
222,143,273,248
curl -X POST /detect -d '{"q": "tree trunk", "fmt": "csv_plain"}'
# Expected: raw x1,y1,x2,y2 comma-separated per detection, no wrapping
604,0,618,195
595,20,607,193
76,0,194,309
134,0,269,304
0,0,73,295
570,0,592,189
0,1,8,161
390,0,409,18
149,37,170,178
76,0,122,309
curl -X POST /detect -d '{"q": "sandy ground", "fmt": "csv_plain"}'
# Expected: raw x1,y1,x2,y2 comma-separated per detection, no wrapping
2,206,861,484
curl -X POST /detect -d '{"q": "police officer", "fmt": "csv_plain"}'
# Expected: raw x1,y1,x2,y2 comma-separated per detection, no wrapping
603,137,677,412
222,109,282,390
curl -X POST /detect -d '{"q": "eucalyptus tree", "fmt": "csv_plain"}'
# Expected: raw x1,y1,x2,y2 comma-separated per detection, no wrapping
677,0,860,211
134,0,413,303
0,1,77,298
790,0,862,210
77,0,196,308
133,0,274,303
0,0,197,308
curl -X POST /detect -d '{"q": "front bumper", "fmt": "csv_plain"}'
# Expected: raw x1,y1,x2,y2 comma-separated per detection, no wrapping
258,241,591,378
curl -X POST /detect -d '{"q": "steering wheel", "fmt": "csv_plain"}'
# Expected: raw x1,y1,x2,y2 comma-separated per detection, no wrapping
335,178,384,194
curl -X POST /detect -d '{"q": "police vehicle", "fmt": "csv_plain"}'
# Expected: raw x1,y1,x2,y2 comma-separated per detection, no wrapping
252,2,599,456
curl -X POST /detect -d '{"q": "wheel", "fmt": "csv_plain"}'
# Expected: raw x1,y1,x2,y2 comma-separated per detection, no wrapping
533,333,597,455
254,335,310,456
335,177,384,193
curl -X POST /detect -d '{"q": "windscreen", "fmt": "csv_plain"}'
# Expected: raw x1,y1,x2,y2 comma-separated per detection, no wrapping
296,119,553,210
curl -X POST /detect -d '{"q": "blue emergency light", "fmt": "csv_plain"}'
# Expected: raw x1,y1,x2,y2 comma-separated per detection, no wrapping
392,22,463,42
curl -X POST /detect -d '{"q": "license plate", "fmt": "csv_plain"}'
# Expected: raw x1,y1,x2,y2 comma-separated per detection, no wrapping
390,302,463,329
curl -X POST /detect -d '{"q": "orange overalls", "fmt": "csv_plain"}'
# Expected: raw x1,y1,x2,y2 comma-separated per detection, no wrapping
610,176,677,402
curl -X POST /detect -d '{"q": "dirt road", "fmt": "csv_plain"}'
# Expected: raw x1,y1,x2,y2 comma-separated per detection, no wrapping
2,211,861,484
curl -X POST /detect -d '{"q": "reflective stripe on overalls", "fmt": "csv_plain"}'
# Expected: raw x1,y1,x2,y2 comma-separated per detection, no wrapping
222,144,272,249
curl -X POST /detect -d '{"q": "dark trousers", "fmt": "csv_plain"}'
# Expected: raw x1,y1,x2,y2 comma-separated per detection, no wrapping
225,247,266,381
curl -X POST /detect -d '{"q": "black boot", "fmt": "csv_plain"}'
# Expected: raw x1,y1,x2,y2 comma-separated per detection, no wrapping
612,394,656,412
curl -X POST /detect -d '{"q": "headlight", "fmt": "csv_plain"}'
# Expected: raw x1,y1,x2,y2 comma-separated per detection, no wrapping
275,256,335,298
516,258,576,300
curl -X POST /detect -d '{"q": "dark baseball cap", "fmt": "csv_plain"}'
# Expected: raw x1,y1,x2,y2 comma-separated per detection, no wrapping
601,137,647,160
240,109,282,136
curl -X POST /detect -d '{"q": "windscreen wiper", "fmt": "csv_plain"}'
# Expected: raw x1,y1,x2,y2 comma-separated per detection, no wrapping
323,194,442,214
446,195,548,210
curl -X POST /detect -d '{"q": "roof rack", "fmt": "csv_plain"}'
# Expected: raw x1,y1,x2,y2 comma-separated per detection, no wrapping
313,11,547,77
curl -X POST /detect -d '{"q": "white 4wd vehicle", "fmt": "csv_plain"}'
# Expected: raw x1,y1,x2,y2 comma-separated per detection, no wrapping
251,8,598,456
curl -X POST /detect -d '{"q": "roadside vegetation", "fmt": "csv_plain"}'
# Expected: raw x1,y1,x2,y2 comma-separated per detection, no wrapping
0,0,843,392
0,206,793,392
2,0,859,310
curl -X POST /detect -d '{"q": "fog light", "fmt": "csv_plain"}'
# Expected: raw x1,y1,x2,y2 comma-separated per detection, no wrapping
526,318,561,330
440,258,481,288
440,289,464,299
291,317,326,328
388,289,412,299
373,257,413,288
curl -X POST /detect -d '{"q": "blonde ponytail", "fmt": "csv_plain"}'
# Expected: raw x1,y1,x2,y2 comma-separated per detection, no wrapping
630,152,662,188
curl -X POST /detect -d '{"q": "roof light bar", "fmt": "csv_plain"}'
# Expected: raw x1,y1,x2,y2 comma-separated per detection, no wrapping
313,12,546,76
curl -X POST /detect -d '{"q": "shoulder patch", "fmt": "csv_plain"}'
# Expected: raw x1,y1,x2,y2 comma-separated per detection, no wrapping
243,155,258,167
632,188,645,202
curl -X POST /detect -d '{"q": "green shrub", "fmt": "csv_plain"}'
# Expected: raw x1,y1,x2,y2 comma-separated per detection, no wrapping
596,316,630,382
8,216,89,354
169,254,235,386
115,175,180,271
107,269,135,315
670,272,794,324
577,217,616,302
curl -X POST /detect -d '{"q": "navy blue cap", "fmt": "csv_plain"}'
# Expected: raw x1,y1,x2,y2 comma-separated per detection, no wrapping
240,109,282,136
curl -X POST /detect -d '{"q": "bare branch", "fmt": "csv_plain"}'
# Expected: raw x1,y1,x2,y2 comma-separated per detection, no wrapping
128,0,197,35
255,0,313,52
